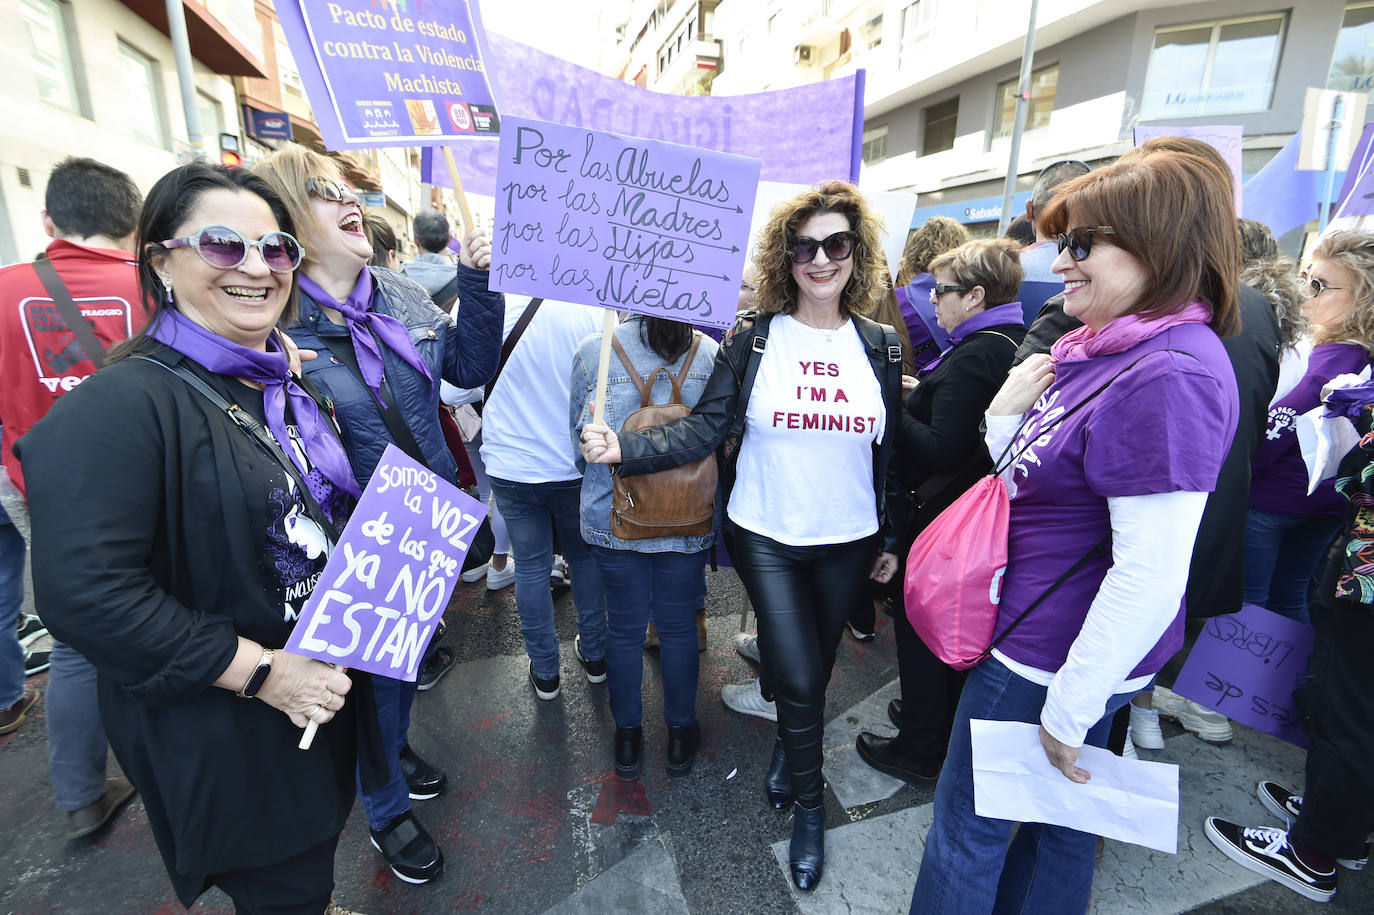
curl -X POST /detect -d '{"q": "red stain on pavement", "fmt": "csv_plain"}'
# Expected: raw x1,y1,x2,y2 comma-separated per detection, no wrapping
370,865,394,890
589,775,652,826
467,713,509,730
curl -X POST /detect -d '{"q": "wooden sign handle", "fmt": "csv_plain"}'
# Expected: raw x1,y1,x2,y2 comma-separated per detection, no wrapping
441,146,475,236
592,309,617,425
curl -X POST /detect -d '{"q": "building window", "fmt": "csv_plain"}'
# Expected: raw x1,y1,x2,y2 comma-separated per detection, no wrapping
994,64,1057,139
196,91,223,143
119,42,167,147
1140,13,1286,119
1328,3,1374,99
861,126,888,164
277,37,305,100
923,97,958,155
22,0,79,113
901,0,937,42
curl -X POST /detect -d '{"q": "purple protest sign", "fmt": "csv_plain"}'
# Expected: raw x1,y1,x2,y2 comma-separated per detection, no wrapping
276,0,500,148
1133,125,1243,215
489,115,760,329
420,33,860,197
1172,603,1314,748
1334,122,1374,219
285,445,487,681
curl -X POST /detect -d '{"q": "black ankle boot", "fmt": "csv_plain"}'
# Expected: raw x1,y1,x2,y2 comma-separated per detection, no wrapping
665,723,701,777
789,801,825,891
614,727,642,781
764,738,793,810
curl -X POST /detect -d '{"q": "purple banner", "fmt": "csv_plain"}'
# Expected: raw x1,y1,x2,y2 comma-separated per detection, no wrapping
277,0,501,148
1334,122,1374,219
490,116,759,328
1133,125,1243,215
421,33,861,198
284,445,487,681
1172,603,1314,748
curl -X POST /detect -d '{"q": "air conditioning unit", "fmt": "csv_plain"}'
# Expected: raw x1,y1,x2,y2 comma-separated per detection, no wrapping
794,45,813,64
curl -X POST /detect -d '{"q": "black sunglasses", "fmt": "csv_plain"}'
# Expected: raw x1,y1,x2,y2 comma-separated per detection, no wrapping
930,283,970,300
787,231,856,264
306,176,355,203
1056,225,1116,262
159,225,303,273
1308,276,1344,296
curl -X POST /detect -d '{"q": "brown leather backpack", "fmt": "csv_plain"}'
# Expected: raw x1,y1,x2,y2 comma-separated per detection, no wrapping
609,333,717,540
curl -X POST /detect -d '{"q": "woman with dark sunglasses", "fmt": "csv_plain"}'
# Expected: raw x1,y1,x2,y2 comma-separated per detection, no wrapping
910,152,1242,913
580,180,903,892
18,162,367,911
1244,230,1374,625
255,145,504,886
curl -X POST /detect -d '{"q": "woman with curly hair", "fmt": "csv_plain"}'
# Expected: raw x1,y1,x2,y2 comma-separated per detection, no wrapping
1246,230,1374,623
894,216,970,369
580,180,903,892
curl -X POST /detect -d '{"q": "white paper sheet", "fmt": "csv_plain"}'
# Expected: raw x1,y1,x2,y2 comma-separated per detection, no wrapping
970,719,1180,854
1297,368,1370,494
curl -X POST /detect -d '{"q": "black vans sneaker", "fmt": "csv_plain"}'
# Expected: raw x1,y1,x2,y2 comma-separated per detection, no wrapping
574,635,606,684
1257,782,1370,870
529,662,561,700
1205,818,1336,902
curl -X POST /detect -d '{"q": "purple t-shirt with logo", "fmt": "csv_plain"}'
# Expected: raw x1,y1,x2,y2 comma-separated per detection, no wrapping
994,323,1239,677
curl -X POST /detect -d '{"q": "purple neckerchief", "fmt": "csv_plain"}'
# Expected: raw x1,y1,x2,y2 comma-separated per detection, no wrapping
920,302,1025,374
298,270,433,407
1051,301,1211,363
1324,378,1374,420
895,274,949,369
149,309,361,497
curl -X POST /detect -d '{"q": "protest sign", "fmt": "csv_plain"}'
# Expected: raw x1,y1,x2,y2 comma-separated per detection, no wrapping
421,34,863,198
285,444,486,683
1332,122,1374,221
1172,603,1314,748
276,0,501,148
1133,125,1242,214
489,115,761,329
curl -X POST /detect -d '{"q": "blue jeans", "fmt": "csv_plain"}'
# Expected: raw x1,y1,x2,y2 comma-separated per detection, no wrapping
910,657,1135,915
356,673,419,831
1242,509,1340,624
592,545,706,728
46,642,110,811
0,520,25,709
488,476,606,679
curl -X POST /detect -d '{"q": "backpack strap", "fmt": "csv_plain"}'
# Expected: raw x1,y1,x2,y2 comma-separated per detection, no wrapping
34,257,107,369
612,331,705,409
610,336,652,406
730,315,771,441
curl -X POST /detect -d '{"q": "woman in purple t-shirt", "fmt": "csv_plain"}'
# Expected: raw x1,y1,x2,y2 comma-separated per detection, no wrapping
911,153,1241,913
1244,230,1374,624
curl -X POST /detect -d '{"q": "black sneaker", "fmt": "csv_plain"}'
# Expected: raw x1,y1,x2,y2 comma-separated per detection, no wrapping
529,662,561,700
1258,781,1370,870
1204,818,1336,902
17,614,45,645
370,811,443,884
550,554,571,592
574,635,606,684
24,647,51,677
417,646,456,692
399,745,447,800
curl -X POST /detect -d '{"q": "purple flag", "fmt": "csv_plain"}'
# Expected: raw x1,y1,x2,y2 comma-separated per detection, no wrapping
276,0,501,148
490,116,760,328
1244,131,1323,237
1333,122,1374,219
284,445,487,681
1172,603,1314,748
1133,125,1243,214
421,33,862,197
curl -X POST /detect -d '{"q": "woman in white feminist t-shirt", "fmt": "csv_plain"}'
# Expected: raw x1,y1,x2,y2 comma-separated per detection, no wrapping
580,181,902,893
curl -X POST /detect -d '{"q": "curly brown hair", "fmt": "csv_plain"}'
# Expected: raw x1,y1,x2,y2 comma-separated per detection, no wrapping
1312,230,1374,353
751,180,887,317
896,216,969,286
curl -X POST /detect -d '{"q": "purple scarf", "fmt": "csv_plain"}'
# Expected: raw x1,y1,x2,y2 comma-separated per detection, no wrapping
149,309,361,497
1051,301,1212,363
1324,378,1374,420
298,270,433,407
920,302,1025,373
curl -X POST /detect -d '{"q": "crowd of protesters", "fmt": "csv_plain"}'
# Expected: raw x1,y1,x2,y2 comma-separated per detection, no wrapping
2,137,1372,913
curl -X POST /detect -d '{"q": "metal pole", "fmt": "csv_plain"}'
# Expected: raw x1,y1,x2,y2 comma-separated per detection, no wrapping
165,0,203,153
1318,94,1345,234
997,0,1040,237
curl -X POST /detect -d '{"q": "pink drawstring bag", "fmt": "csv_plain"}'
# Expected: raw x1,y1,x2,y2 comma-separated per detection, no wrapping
904,475,1010,670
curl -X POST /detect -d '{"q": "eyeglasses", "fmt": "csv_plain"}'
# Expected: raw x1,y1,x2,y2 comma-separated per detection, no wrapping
1056,225,1116,262
787,230,856,264
306,176,355,203
930,283,970,301
158,225,303,273
1309,276,1344,296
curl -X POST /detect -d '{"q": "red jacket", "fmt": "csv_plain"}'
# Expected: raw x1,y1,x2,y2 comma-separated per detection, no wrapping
0,239,149,493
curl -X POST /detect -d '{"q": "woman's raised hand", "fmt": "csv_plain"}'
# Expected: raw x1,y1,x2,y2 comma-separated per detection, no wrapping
461,227,492,271
989,353,1055,416
256,650,352,729
580,422,622,464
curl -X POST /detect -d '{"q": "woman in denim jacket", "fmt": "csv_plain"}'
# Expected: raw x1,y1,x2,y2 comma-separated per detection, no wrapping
570,315,719,780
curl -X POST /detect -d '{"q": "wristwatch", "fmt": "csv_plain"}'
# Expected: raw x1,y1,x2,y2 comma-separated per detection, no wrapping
238,648,275,698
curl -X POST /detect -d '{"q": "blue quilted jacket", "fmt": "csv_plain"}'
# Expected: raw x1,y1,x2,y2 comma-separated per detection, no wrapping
286,265,503,488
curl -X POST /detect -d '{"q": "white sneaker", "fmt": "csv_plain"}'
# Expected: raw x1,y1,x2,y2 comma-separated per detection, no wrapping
721,678,776,721
460,561,489,583
1152,686,1233,744
1122,727,1138,759
734,633,760,665
1129,703,1166,749
486,560,515,590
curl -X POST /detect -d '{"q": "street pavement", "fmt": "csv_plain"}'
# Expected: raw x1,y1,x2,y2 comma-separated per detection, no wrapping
2,566,1370,913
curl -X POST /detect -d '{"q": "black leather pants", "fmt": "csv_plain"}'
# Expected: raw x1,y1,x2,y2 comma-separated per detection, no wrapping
733,526,877,805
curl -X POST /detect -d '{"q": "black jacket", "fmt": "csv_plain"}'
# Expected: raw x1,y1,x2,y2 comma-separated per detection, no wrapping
617,311,905,554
